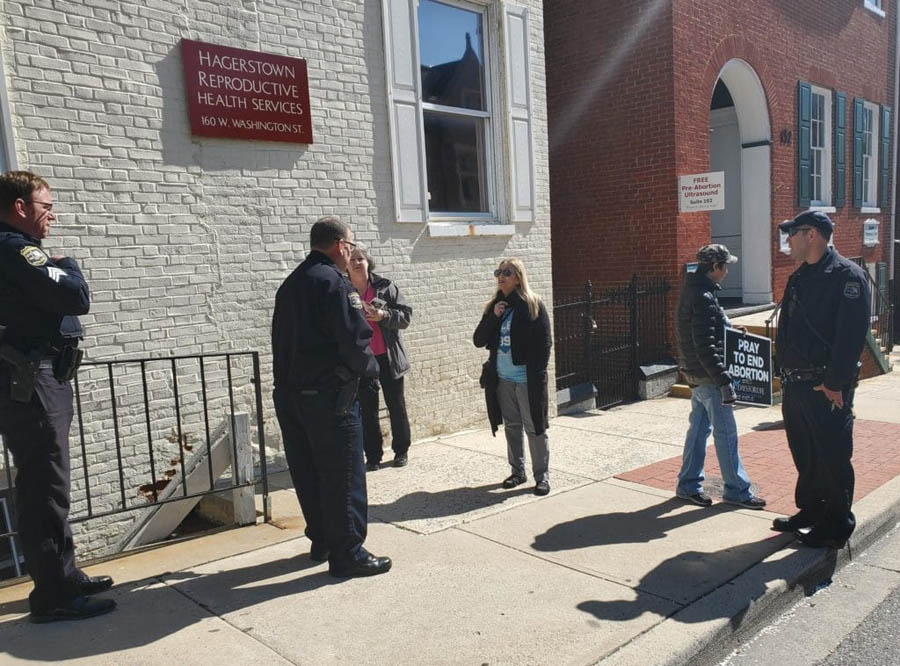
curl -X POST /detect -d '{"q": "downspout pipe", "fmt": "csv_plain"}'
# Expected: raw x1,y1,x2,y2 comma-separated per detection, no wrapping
891,0,899,283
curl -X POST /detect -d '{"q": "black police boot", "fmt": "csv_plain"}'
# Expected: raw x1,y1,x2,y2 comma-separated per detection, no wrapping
772,511,816,533
76,574,114,595
329,554,392,578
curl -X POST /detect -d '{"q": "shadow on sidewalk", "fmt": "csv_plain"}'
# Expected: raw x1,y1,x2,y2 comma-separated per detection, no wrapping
370,482,534,522
0,550,340,660
531,498,716,551
577,540,837,624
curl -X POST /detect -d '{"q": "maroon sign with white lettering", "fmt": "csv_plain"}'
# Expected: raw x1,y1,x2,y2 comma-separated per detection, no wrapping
181,39,313,144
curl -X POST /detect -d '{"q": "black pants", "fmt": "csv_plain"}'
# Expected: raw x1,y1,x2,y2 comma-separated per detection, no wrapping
273,387,369,567
360,355,411,464
781,379,856,540
0,366,81,612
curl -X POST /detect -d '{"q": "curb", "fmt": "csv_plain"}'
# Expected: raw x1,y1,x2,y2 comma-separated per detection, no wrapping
596,473,900,666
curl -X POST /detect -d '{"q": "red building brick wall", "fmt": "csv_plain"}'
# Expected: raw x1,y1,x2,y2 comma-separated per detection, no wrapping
547,0,895,307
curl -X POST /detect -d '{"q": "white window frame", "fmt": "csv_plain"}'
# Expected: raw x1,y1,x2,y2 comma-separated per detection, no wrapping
809,86,832,206
864,0,885,18
0,49,17,172
419,0,498,222
862,100,880,207
382,0,534,232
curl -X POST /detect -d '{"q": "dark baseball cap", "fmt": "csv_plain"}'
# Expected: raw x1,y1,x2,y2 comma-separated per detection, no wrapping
696,244,738,265
778,210,834,238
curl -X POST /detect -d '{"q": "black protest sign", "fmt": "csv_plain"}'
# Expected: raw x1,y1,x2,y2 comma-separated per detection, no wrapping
724,327,772,406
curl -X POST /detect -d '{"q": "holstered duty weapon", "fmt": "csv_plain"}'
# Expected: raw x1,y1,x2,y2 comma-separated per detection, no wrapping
53,344,84,382
333,365,360,417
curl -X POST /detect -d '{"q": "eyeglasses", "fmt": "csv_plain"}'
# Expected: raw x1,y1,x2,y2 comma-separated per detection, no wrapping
24,199,53,212
494,268,514,278
340,238,357,249
788,226,814,237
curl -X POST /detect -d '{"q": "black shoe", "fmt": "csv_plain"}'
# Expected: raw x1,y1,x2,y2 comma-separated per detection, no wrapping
366,461,381,472
31,596,117,624
310,542,330,563
794,528,847,550
76,574,114,595
534,480,550,496
502,474,527,489
772,512,816,533
676,492,713,507
329,554,392,578
724,496,767,510
393,453,408,468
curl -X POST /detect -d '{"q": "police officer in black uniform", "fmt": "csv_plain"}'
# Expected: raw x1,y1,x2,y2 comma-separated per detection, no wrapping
774,210,871,549
0,170,116,621
272,215,391,577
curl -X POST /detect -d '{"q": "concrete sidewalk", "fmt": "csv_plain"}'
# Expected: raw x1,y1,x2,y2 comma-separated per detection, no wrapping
2,352,899,665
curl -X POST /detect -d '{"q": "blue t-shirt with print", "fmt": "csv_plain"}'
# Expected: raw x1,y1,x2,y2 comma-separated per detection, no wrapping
497,309,527,383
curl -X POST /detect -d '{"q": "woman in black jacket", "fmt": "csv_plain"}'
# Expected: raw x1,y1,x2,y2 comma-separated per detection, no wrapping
473,258,552,496
348,247,413,470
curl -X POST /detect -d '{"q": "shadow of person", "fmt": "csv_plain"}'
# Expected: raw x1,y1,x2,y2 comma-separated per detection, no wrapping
370,482,534,524
577,538,837,624
0,546,340,661
532,498,719,552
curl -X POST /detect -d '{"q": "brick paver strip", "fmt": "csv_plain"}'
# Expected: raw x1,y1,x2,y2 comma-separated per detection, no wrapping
616,419,900,517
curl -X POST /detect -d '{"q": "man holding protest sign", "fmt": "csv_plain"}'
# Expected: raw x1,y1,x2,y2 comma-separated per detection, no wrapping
775,211,870,549
674,244,767,510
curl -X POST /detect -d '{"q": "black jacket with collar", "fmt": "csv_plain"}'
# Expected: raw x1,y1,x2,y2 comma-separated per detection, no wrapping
473,290,552,436
775,247,870,390
675,270,730,387
368,272,412,379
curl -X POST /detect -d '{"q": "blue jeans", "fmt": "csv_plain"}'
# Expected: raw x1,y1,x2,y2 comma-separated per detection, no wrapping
676,383,752,502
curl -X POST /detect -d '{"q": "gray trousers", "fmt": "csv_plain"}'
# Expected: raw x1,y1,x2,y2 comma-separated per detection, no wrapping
497,379,549,482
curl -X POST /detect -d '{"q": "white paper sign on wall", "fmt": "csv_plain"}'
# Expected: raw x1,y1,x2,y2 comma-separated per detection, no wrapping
678,171,725,212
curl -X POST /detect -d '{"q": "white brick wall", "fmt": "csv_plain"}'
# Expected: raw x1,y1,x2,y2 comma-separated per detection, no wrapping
0,0,552,558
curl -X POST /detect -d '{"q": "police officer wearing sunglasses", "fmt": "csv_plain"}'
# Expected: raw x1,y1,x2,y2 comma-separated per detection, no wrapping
774,210,871,549
0,170,115,622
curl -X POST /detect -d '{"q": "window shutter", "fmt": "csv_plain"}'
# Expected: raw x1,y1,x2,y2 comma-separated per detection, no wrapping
382,0,427,223
833,91,846,208
853,97,864,208
880,105,891,208
503,4,535,223
797,81,811,208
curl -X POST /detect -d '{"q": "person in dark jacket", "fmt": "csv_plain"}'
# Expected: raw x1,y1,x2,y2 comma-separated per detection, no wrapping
271,215,391,578
0,170,116,622
347,247,413,470
774,210,870,549
674,244,766,510
474,258,552,496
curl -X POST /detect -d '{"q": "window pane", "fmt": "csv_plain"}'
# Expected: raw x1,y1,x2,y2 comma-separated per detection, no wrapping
423,111,488,213
418,0,486,111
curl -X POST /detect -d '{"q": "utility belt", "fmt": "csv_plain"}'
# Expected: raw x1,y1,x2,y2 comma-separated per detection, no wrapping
780,366,826,383
0,342,83,402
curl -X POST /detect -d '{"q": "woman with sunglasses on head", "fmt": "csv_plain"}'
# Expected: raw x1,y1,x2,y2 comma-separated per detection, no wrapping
474,258,553,495
347,246,413,471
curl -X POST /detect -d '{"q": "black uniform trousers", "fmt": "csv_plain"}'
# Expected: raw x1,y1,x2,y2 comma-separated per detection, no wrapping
0,365,80,612
273,388,368,567
781,379,856,540
360,355,411,465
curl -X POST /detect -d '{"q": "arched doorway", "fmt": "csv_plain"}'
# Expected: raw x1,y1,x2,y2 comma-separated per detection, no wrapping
708,59,772,305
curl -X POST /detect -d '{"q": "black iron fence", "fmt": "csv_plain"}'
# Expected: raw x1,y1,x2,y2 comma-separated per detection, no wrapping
1,351,270,558
554,276,671,409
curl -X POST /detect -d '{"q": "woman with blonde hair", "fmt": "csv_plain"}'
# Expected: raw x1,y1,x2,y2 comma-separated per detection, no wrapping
473,258,553,495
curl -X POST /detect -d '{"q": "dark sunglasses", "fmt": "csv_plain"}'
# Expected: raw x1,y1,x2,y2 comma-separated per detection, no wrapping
494,268,514,278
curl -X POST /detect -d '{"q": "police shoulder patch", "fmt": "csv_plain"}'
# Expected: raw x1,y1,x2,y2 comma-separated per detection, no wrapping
843,281,861,299
20,245,48,266
348,291,363,309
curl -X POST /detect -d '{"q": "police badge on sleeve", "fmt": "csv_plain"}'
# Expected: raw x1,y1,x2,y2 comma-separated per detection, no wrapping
348,291,363,309
20,245,48,266
843,281,861,299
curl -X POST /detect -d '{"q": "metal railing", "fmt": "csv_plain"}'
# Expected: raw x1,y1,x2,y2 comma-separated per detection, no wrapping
554,276,671,409
1,351,270,545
